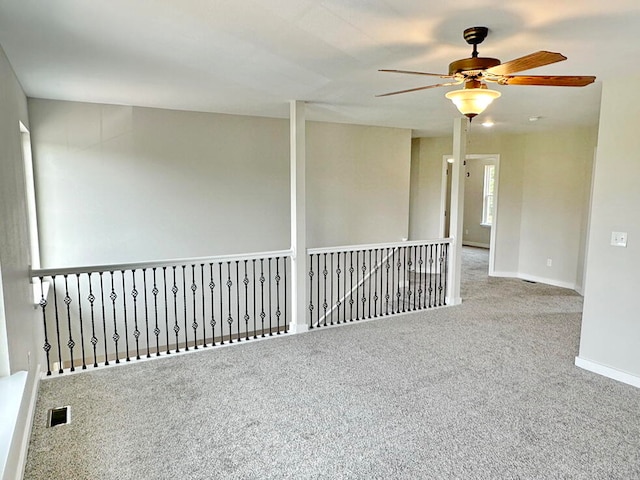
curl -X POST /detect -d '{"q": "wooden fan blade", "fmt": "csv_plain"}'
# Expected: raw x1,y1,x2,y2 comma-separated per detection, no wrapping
376,81,462,97
379,69,453,78
486,51,566,76
498,75,596,87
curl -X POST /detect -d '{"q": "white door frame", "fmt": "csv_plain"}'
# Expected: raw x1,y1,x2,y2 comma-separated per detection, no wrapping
440,154,501,276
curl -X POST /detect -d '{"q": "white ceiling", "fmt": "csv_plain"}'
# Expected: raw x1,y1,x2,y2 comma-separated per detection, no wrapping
1,1,639,137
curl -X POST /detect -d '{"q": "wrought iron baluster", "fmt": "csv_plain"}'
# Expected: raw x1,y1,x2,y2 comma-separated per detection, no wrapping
99,272,109,365
131,270,140,360
259,259,265,337
284,257,288,333
39,277,52,375
428,244,434,308
171,266,180,353
342,251,347,322
51,276,64,373
349,251,354,321
395,249,402,314
268,258,273,335
443,242,449,305
373,249,378,318
191,264,198,349
219,263,225,344
152,268,161,356
308,253,314,329
415,246,420,310
62,275,75,372
235,261,241,341
142,269,151,358
385,248,391,315
402,247,408,313
379,249,384,316
75,274,87,369
407,246,413,312
361,251,367,319
109,272,120,363
362,249,373,318
209,263,217,346
243,260,250,340
226,262,233,344
434,244,440,306
335,252,341,324
376,248,384,317
182,265,189,351
201,264,207,347
322,253,328,327
417,246,424,310
355,250,360,321
316,254,320,328
163,267,170,354
275,257,281,334
390,249,396,314
120,271,130,361
252,260,257,338
329,253,334,325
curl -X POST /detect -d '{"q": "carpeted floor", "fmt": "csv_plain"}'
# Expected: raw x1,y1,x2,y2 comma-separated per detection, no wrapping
24,247,640,479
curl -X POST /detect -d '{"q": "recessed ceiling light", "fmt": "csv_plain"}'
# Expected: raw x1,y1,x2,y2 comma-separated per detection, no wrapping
481,121,494,127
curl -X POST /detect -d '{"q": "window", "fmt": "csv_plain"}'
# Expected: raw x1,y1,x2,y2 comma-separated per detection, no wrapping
482,164,496,226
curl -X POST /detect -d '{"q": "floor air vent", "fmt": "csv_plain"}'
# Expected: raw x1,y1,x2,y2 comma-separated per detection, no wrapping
47,406,70,427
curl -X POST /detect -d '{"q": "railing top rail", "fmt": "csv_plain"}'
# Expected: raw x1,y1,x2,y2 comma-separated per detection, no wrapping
307,238,452,255
31,248,294,278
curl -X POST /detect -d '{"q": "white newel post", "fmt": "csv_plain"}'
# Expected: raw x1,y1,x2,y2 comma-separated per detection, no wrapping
446,117,467,305
289,100,309,333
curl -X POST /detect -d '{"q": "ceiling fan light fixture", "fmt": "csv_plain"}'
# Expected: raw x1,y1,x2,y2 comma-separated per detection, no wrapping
445,86,501,119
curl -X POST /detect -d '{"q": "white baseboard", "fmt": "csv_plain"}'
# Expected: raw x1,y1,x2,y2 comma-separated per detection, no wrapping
462,241,489,248
287,323,309,334
491,271,577,291
575,356,640,389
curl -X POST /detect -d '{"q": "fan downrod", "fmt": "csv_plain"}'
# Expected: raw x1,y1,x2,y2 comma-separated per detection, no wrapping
449,26,500,74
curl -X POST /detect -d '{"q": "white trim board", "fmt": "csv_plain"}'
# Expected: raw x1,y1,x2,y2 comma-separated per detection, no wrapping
0,365,40,480
575,356,640,389
491,271,577,291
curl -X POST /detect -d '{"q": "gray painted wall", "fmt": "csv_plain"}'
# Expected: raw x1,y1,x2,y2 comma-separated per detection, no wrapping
28,99,412,268
408,127,596,290
579,77,640,379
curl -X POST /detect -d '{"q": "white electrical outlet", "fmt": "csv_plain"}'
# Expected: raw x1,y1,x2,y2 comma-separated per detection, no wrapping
611,231,628,247
546,258,552,267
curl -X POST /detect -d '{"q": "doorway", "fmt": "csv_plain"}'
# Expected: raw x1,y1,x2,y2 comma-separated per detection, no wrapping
440,154,500,275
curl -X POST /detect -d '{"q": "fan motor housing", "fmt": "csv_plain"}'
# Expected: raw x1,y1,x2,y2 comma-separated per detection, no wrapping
449,57,501,75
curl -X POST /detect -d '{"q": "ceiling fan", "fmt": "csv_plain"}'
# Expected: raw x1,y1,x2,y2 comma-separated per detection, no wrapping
377,26,596,119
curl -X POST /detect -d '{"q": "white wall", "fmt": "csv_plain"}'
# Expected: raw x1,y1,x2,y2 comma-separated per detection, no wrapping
0,43,41,480
408,127,597,290
578,77,640,382
28,99,413,268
